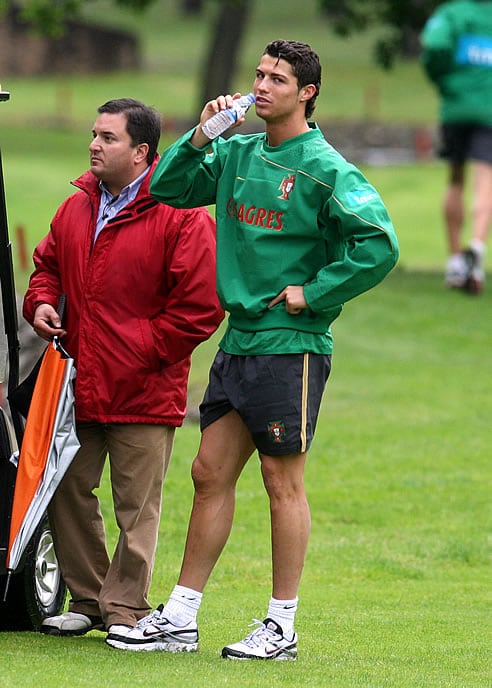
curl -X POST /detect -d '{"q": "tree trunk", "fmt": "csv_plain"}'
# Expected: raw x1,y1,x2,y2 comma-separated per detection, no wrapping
199,0,252,107
180,0,203,14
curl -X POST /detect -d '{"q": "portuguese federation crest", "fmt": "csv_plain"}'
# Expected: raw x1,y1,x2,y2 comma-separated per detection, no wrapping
278,174,296,200
268,420,286,443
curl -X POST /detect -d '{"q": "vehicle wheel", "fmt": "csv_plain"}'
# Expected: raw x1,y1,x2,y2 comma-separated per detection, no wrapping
0,514,66,630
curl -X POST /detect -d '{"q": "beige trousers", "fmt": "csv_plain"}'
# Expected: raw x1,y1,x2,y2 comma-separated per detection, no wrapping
48,422,175,628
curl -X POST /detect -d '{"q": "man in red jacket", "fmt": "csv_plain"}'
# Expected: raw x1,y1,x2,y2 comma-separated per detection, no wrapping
23,98,223,642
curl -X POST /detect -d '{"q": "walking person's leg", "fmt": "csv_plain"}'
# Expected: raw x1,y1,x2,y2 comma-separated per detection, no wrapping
444,162,469,287
444,162,466,256
466,159,492,292
443,125,492,292
470,160,492,245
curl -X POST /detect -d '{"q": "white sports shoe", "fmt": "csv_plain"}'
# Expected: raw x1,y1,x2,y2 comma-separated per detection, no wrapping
105,604,198,652
445,253,468,288
445,249,485,293
221,618,298,661
40,612,105,636
463,247,485,294
107,624,133,637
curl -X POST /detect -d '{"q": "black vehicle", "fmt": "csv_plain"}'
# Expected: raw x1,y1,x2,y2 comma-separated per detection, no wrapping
0,88,66,630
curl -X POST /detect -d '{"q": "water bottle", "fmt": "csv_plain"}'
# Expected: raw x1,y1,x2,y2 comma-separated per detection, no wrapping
201,93,256,139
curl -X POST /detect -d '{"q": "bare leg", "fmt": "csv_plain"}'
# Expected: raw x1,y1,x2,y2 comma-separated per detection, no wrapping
260,452,310,600
470,160,492,244
178,411,255,592
444,162,465,254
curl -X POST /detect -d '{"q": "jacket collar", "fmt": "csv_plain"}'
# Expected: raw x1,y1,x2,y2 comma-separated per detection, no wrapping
72,155,160,202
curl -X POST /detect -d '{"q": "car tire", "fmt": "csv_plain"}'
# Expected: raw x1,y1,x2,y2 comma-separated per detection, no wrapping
0,514,66,630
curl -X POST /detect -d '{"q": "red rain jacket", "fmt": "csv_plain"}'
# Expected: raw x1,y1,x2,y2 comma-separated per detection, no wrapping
23,160,223,426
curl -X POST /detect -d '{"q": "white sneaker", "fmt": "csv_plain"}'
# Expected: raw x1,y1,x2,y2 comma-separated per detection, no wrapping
221,618,298,661
463,248,485,294
445,253,468,288
107,624,133,637
40,612,105,636
446,249,485,293
105,604,198,652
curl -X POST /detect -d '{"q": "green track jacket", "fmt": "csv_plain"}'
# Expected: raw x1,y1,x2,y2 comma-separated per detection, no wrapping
420,0,492,126
151,125,399,355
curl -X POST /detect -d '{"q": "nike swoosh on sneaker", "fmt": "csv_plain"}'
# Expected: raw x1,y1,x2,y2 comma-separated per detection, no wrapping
142,627,167,637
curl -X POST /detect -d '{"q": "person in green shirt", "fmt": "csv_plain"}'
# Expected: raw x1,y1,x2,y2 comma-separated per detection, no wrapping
106,39,398,660
420,0,492,294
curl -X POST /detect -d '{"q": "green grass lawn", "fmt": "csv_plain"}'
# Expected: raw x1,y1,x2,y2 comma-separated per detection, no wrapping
0,2,490,685
1,270,490,687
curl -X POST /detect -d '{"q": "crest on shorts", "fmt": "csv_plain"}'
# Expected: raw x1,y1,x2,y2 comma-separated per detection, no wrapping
278,174,296,200
268,420,286,443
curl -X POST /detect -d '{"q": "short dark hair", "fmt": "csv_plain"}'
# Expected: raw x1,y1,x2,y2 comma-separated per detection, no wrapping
263,40,321,118
97,98,161,165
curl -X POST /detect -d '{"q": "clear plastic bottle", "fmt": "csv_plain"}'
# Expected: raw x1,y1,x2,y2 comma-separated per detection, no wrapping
201,93,256,139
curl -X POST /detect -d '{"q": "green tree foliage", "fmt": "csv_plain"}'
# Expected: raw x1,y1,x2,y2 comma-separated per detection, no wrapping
5,0,250,102
2,0,446,92
321,0,444,68
8,0,153,36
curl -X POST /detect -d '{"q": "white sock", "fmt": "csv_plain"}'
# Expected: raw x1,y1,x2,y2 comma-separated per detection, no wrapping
162,585,202,627
449,252,464,262
267,596,298,638
470,238,486,256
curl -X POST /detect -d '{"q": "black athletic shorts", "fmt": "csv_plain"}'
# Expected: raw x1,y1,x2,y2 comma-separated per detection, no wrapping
199,350,332,456
439,123,492,164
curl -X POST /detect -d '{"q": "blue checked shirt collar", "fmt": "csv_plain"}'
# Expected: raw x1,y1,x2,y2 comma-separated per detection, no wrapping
95,166,149,242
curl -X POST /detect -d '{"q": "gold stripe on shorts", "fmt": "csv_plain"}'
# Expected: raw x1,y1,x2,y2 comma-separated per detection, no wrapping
300,352,309,452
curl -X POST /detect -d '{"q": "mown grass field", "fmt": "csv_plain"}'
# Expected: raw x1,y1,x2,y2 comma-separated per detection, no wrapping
2,269,489,688
0,1,490,686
